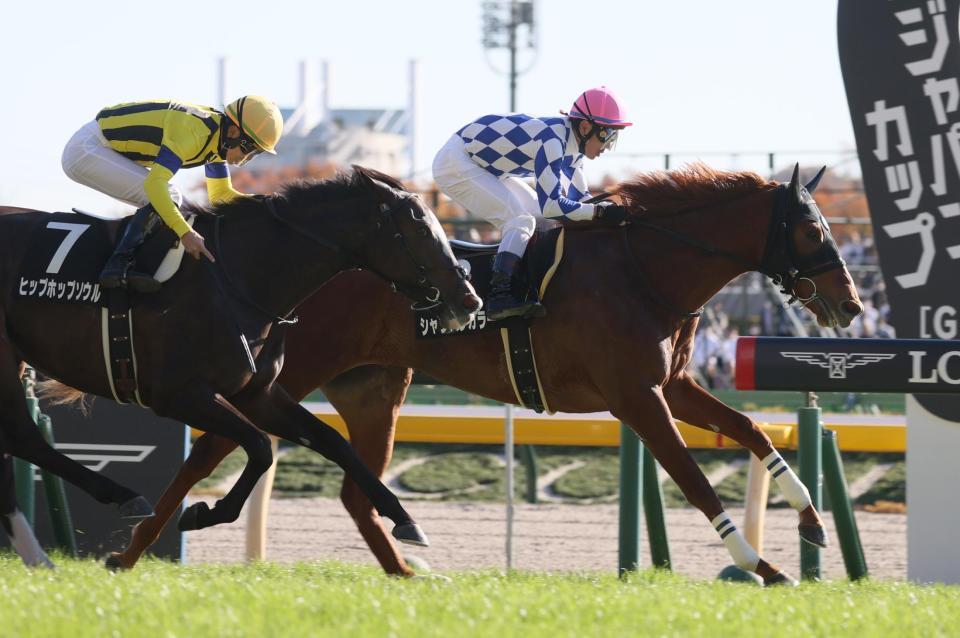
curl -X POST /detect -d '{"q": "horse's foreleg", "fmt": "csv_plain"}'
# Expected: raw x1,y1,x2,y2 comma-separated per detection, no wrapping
154,388,273,532
0,332,150,518
325,366,414,577
664,372,826,548
0,453,53,568
610,385,797,585
107,433,239,570
238,383,427,547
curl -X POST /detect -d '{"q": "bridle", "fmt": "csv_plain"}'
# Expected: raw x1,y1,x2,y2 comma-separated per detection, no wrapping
209,193,469,324
621,183,846,320
757,185,846,318
366,195,470,312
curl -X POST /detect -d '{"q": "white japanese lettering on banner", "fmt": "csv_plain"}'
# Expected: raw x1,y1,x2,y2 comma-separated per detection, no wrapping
18,277,100,303
868,0,960,289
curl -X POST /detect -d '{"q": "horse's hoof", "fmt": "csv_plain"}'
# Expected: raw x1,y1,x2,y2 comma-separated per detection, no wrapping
393,522,430,547
119,496,154,519
764,571,799,587
177,502,209,532
404,554,432,573
717,565,763,585
104,554,126,572
799,523,829,548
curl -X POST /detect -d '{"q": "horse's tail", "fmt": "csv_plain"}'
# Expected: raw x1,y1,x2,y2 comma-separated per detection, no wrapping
35,379,91,416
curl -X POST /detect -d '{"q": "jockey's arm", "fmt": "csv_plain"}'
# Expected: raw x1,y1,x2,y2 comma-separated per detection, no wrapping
143,159,192,238
204,162,247,204
570,164,591,203
534,138,596,222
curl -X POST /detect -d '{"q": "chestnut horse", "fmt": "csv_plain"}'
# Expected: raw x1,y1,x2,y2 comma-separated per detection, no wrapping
0,167,481,548
74,165,859,583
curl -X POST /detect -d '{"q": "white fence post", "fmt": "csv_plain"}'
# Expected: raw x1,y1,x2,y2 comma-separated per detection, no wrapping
505,403,515,572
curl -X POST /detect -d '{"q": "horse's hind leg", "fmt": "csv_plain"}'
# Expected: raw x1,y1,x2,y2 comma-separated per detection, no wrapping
610,385,797,586
236,384,426,546
0,452,53,568
152,387,273,532
325,365,415,576
107,433,239,570
664,371,826,548
0,337,150,518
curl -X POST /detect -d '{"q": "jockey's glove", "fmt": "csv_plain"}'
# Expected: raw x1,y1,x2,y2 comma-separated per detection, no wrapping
594,202,631,223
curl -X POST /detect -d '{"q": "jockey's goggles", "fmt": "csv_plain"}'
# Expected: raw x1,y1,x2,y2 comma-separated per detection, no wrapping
596,126,620,150
233,136,264,167
238,136,263,157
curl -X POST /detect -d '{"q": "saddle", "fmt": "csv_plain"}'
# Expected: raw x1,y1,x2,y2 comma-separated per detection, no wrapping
414,227,566,414
16,209,190,306
16,209,193,406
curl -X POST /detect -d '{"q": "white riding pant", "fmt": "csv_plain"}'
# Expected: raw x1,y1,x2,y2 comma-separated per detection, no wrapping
433,134,544,257
61,120,182,213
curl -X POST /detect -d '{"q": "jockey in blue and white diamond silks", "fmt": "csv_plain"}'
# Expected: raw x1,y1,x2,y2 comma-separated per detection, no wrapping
433,86,633,321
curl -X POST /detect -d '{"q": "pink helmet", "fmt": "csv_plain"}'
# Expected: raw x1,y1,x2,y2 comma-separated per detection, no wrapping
565,86,632,127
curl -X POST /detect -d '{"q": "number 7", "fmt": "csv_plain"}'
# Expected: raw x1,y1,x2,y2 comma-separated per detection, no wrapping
46,222,90,274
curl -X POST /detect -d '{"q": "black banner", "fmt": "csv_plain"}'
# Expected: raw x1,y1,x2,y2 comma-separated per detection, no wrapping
1,399,187,560
737,336,960,393
838,0,960,419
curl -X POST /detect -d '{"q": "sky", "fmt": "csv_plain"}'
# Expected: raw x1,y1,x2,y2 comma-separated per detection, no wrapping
0,0,856,214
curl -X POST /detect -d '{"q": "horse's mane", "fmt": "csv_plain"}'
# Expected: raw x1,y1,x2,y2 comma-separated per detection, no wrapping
188,166,407,217
613,162,776,217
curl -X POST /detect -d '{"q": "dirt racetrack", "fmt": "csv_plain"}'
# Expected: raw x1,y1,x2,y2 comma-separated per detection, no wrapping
185,496,906,580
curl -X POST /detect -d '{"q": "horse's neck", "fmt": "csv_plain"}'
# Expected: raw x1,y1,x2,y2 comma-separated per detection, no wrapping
630,188,776,313
213,203,355,319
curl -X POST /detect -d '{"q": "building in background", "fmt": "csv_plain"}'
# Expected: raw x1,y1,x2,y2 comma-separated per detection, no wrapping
219,58,418,180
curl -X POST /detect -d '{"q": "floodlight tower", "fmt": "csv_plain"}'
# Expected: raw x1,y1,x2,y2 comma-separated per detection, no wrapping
482,1,537,111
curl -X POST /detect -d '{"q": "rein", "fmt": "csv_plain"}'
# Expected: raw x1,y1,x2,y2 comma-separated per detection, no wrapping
210,209,302,326
208,192,467,327
620,184,845,318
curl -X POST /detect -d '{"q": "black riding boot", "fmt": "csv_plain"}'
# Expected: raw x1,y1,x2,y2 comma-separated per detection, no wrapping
99,205,161,293
485,252,543,321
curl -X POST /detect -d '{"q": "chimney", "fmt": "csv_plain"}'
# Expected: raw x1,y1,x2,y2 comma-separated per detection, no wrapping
321,60,330,122
217,57,229,107
298,59,320,134
407,59,419,181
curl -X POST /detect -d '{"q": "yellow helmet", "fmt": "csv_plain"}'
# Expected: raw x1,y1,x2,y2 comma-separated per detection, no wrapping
225,95,283,154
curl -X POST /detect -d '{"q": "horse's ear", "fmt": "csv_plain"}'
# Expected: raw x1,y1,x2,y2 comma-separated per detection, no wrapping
352,165,388,200
788,163,801,201
352,165,375,189
805,165,826,194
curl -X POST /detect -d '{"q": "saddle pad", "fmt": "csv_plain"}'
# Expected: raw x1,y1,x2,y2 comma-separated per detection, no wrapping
415,227,565,339
16,212,180,305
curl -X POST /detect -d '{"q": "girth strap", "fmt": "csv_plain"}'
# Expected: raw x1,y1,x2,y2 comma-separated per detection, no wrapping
499,318,550,414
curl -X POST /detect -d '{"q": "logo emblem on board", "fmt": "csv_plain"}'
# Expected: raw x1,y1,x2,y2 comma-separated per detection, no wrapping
780,352,896,379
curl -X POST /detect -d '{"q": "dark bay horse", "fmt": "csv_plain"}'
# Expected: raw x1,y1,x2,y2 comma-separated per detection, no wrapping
0,166,480,547
79,165,858,583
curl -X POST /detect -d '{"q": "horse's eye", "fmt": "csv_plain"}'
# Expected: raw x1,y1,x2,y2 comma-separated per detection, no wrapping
417,227,429,237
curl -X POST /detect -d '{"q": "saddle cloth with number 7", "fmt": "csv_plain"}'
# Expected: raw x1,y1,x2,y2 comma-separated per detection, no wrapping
16,210,184,306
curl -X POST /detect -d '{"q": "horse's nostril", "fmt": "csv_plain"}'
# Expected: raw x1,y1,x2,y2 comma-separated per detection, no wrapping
842,300,863,317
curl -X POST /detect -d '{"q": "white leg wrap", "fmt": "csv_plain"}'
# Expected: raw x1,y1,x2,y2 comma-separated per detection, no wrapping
762,451,812,511
6,510,54,569
711,512,759,571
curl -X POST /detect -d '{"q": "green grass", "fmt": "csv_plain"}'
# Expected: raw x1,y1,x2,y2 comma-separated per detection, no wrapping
400,452,503,494
856,461,906,506
0,555,956,637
